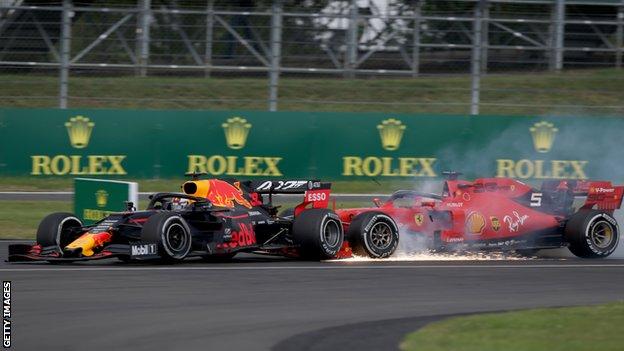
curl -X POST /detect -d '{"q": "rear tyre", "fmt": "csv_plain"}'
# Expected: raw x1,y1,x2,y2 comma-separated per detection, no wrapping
36,212,83,250
141,212,192,261
292,209,344,260
565,210,619,258
348,212,399,258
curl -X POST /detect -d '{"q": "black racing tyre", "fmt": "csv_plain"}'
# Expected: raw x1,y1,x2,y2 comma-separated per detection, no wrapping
36,212,83,249
565,210,619,258
292,209,344,260
348,212,399,258
141,212,192,261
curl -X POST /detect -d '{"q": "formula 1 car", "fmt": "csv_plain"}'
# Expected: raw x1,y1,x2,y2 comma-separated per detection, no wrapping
8,177,354,263
337,172,622,258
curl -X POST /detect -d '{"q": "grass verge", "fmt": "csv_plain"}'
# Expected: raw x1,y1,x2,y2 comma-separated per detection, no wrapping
401,302,624,351
1,69,623,115
0,200,72,239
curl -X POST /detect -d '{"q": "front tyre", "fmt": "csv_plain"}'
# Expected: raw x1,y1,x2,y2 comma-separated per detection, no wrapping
348,212,399,258
292,209,344,260
565,210,619,258
141,213,192,261
36,212,83,250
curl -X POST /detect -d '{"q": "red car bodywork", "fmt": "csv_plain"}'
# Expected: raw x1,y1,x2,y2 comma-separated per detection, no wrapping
336,177,624,252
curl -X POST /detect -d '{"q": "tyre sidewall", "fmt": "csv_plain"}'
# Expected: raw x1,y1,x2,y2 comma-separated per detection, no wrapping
293,209,344,259
582,212,619,257
142,213,192,260
351,212,399,258
318,211,343,257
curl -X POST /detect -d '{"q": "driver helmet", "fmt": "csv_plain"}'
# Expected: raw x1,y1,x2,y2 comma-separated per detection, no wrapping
170,197,194,210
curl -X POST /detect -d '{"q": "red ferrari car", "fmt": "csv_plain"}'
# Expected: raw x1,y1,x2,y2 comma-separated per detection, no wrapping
337,173,622,259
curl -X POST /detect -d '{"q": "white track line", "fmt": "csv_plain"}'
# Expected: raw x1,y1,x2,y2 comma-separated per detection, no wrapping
1,263,624,272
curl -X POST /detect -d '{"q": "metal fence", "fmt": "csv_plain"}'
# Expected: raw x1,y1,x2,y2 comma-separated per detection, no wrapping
0,0,623,115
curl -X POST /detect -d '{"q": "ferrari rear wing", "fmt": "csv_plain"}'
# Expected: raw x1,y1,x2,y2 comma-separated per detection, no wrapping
542,180,624,210
581,182,624,210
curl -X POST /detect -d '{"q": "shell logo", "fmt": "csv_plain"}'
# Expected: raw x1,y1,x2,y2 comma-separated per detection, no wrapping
466,211,486,235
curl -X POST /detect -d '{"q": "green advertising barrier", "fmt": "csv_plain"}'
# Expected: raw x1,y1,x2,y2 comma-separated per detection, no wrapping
74,178,138,224
1,108,623,182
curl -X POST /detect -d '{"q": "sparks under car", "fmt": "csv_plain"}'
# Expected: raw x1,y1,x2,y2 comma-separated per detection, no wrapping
337,173,622,258
8,177,367,263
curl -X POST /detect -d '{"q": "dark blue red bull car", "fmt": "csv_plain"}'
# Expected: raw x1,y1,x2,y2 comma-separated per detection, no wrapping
8,177,380,263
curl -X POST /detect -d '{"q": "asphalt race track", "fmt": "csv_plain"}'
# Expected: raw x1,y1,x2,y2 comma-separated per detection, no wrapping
1,241,624,351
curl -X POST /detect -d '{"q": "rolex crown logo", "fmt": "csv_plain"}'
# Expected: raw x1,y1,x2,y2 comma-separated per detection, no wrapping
95,189,109,208
65,116,95,149
529,121,558,153
222,117,252,150
377,118,406,151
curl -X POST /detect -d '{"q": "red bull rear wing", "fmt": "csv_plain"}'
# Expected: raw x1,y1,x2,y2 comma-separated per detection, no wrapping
244,180,332,212
244,180,330,194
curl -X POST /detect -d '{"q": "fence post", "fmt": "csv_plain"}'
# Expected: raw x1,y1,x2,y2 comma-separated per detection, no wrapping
136,0,151,77
616,5,623,69
470,0,484,115
551,0,565,72
59,0,72,109
481,1,490,74
268,0,282,112
345,0,358,78
205,0,214,77
412,0,422,77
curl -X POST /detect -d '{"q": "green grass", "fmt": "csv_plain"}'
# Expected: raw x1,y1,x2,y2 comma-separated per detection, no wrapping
0,200,72,239
401,302,624,351
1,69,623,115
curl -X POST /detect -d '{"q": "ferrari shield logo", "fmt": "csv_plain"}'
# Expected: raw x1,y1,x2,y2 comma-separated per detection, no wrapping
490,216,501,231
414,214,424,226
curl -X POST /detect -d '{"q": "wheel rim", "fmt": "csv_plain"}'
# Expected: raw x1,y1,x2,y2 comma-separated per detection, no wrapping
369,222,393,250
165,223,188,253
322,220,341,247
590,220,615,249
